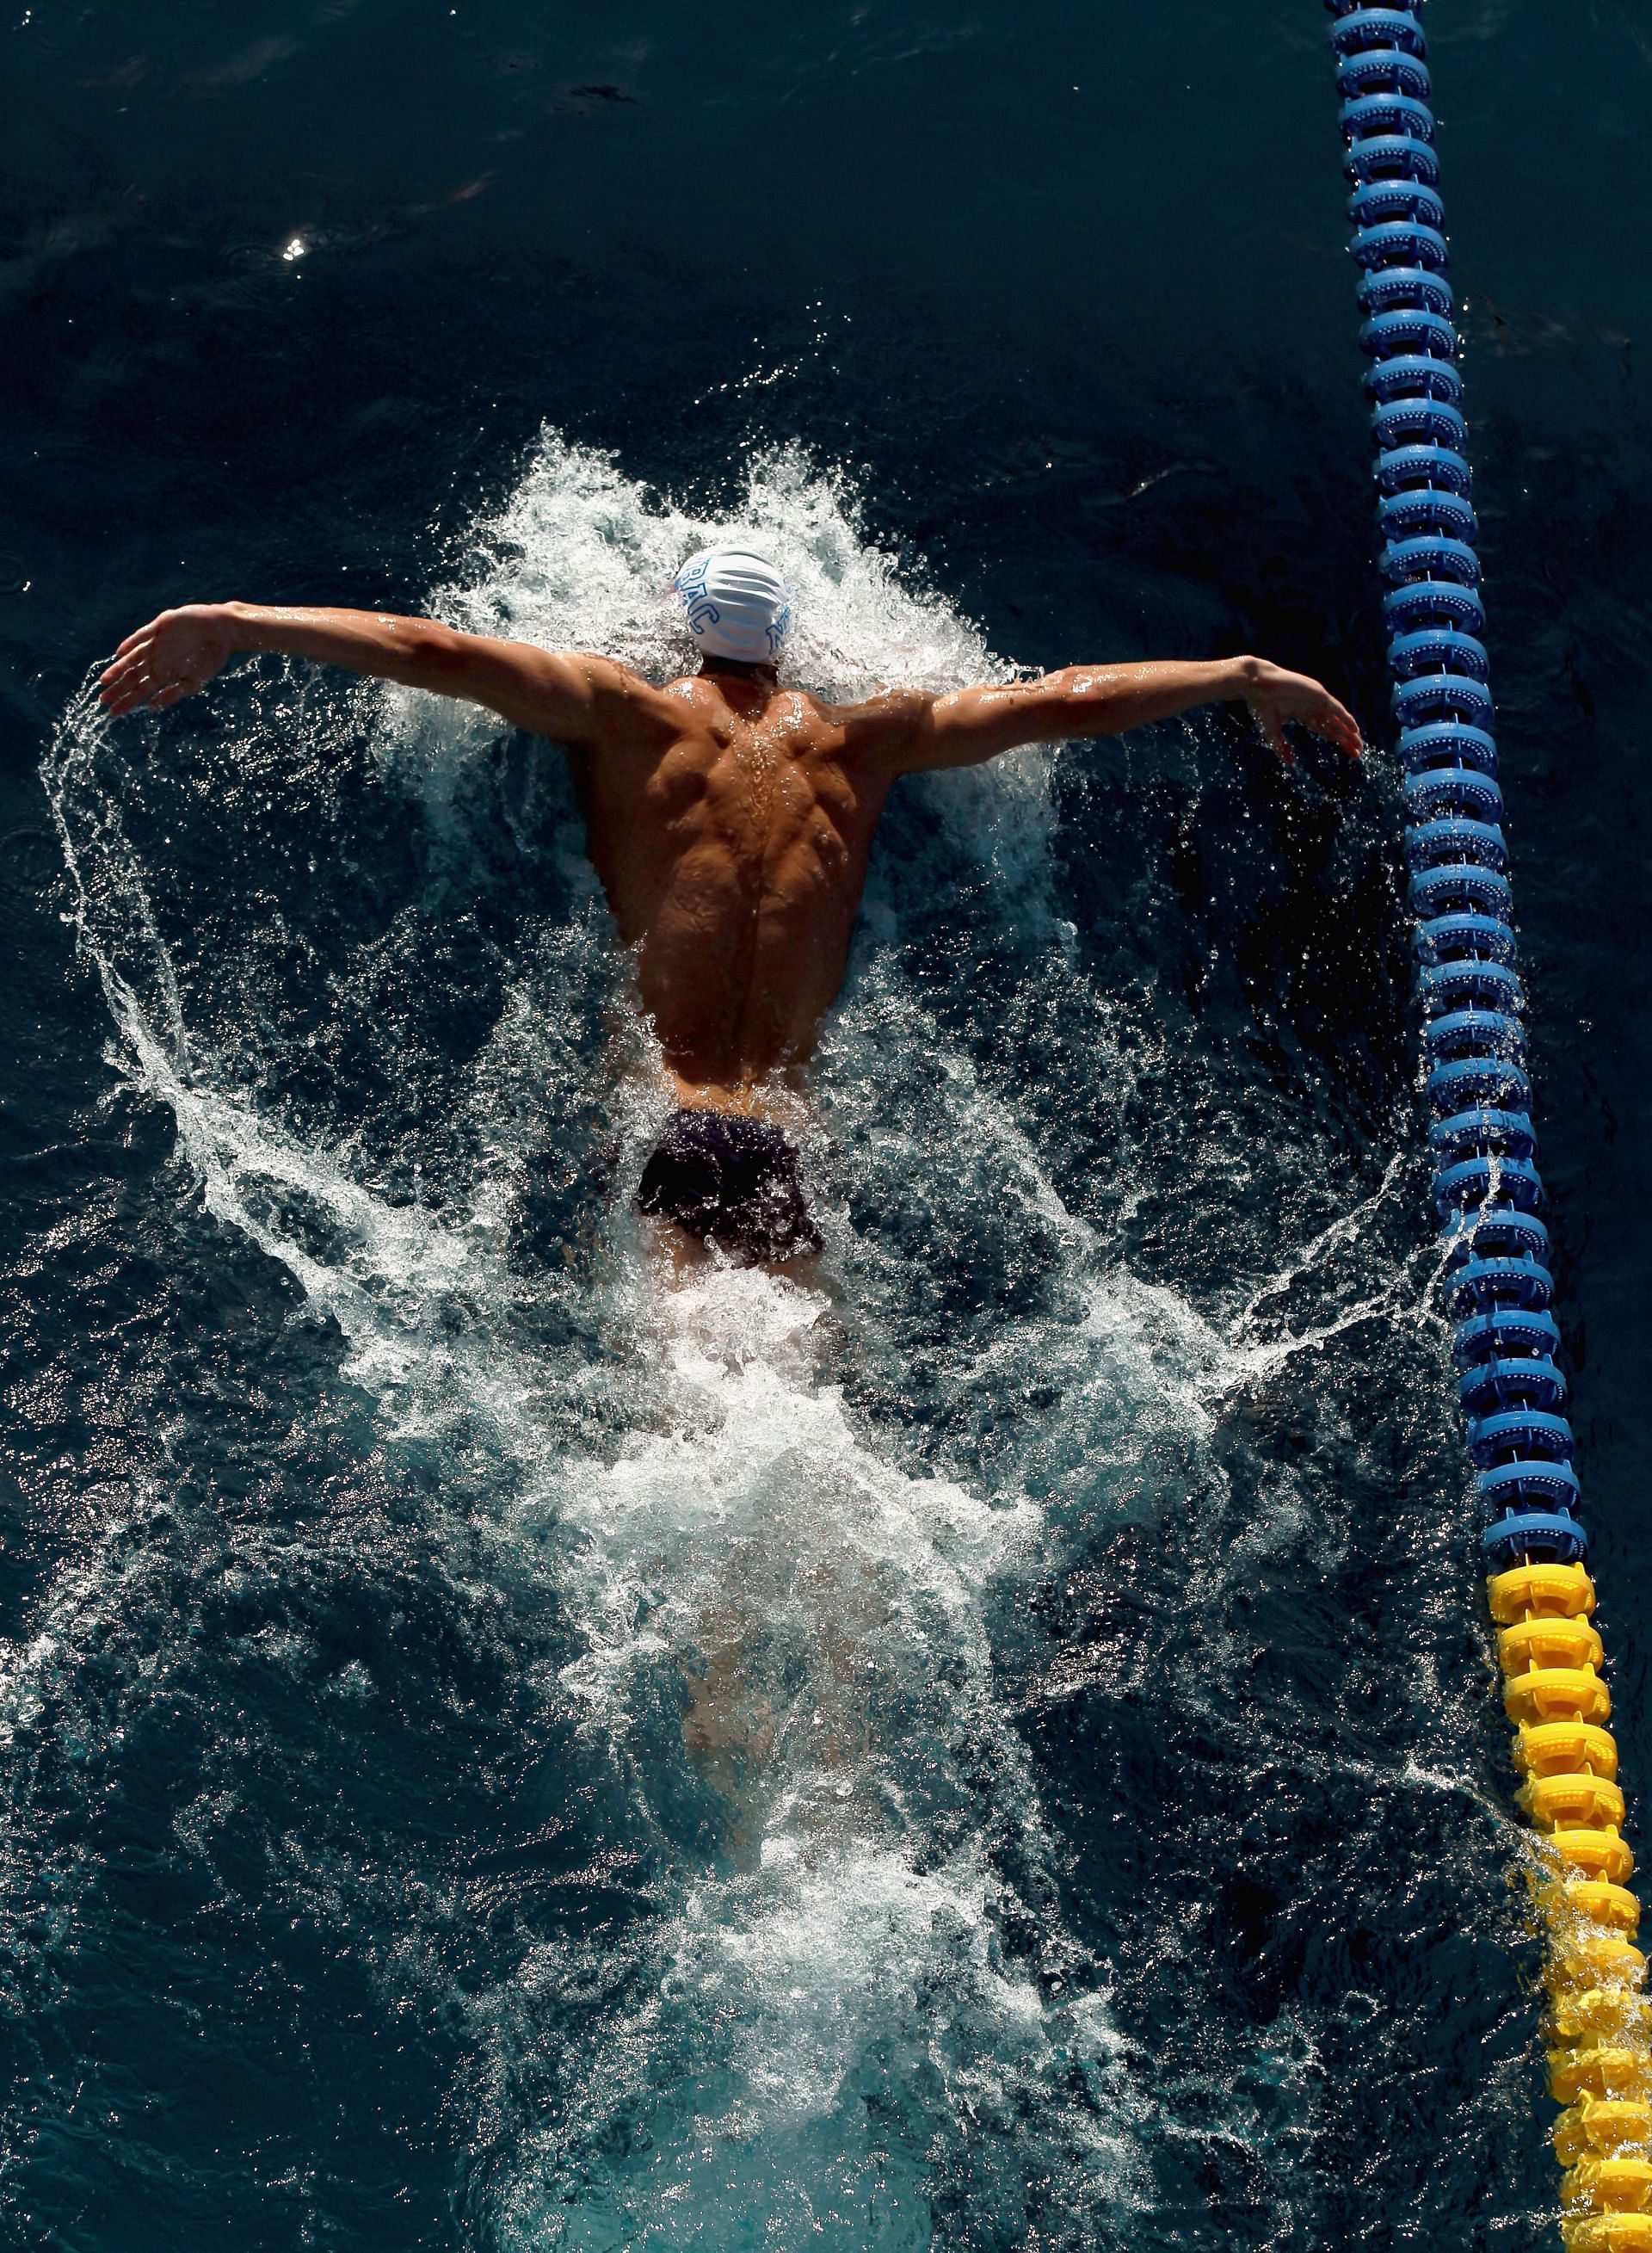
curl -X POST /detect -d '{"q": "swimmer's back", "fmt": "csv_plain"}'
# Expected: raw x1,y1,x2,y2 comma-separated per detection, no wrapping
574,671,920,1104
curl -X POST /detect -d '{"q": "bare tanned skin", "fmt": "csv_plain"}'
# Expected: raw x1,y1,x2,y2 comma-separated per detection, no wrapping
97,602,1361,1120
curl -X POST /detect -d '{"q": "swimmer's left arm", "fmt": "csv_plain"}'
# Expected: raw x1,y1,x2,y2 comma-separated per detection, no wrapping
884,657,1361,771
96,602,669,748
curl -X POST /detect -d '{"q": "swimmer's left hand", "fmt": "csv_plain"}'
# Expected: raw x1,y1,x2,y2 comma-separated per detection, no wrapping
1239,657,1363,765
97,603,237,716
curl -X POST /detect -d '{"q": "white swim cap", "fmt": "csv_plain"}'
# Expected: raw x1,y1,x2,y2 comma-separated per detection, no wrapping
674,546,792,664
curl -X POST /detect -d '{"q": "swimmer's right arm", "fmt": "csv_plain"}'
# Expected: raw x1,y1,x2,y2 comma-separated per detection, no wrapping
879,656,1361,771
97,602,657,746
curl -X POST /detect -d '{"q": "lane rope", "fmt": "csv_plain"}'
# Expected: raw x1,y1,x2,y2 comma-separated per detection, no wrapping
1323,7,1652,2242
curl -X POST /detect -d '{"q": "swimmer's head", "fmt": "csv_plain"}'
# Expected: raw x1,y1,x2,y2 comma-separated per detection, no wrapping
674,546,792,665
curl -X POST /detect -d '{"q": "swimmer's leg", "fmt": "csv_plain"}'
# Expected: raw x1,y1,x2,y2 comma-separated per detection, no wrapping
680,1629,776,1870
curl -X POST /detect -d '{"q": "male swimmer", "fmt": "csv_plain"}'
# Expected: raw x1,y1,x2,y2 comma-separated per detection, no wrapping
99,548,1360,1275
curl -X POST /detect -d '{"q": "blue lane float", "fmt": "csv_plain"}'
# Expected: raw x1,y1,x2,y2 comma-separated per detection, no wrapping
1326,9,1652,2239
1326,0,1579,1576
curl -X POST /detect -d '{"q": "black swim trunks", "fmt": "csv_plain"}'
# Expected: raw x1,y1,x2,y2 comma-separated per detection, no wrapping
636,1109,823,1264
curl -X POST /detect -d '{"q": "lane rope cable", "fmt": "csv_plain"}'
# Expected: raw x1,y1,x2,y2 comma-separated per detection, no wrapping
1323,7,1652,2243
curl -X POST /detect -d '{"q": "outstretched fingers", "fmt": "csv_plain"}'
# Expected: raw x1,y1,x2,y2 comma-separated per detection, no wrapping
99,625,166,697
96,606,236,718
1257,708,1295,764
1312,693,1363,758
1252,683,1364,766
97,658,164,713
97,638,206,714
98,666,189,715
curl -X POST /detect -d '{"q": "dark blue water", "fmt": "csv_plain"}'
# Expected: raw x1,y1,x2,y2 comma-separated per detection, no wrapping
5,3,1652,2246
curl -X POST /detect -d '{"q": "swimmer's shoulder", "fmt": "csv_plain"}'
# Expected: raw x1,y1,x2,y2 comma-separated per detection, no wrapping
641,676,932,768
575,662,720,751
816,686,934,768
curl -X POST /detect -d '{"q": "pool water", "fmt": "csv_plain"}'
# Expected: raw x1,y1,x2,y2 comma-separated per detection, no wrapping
4,4,1652,2248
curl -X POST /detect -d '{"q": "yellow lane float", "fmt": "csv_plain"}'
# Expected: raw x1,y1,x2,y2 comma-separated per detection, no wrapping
1562,2219,1652,2253
1487,1559,1650,2240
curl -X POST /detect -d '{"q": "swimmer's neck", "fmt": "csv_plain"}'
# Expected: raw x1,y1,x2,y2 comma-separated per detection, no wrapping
696,655,780,692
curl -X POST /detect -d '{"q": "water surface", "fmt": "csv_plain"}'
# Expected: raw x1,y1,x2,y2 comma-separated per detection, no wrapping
4,5,1652,2248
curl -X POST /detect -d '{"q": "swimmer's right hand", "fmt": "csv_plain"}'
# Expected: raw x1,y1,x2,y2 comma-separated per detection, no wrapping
1238,656,1363,765
98,603,237,715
